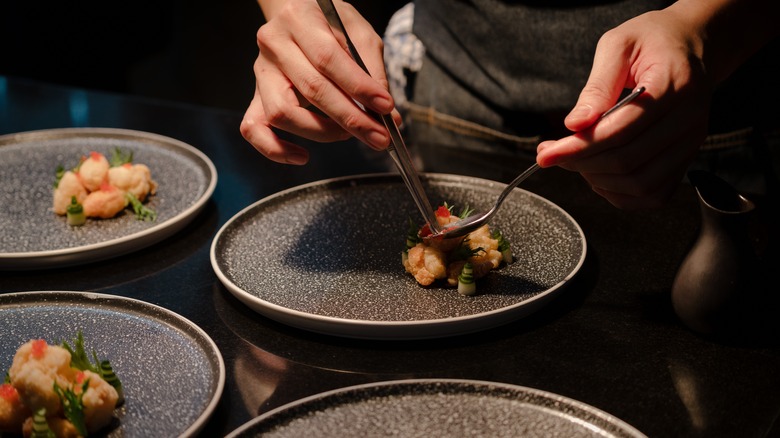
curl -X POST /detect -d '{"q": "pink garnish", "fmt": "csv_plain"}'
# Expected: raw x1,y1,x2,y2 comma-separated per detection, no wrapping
0,383,19,402
31,339,47,359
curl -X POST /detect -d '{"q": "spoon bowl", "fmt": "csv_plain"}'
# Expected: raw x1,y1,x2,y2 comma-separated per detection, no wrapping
428,163,540,240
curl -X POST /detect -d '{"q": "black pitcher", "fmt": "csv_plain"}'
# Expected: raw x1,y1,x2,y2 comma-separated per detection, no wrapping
671,170,766,339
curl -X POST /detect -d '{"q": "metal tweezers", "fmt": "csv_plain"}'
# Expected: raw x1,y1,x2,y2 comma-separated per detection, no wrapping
316,0,441,232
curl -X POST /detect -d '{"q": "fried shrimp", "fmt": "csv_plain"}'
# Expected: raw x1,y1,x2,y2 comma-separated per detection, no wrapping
76,151,110,192
108,163,158,202
82,182,127,219
0,384,29,433
76,370,119,433
9,340,72,416
52,171,88,215
403,243,447,286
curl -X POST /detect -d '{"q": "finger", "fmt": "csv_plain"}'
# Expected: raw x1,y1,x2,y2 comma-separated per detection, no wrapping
589,157,688,210
564,29,636,132
559,88,707,175
323,1,395,114
263,27,390,149
240,94,311,165
536,98,646,168
256,58,353,142
581,129,700,207
255,11,390,149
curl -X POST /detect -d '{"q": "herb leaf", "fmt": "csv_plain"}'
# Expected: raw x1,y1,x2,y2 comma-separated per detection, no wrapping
126,193,157,221
109,147,134,167
53,380,88,437
61,332,98,373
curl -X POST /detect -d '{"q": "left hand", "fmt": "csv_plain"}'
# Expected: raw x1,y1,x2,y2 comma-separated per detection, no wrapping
536,6,713,209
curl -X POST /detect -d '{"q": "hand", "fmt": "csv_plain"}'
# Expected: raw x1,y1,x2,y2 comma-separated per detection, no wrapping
536,6,714,209
240,0,396,165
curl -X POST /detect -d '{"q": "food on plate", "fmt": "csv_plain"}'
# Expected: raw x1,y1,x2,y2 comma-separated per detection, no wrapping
402,203,513,295
53,148,157,224
1,333,124,437
457,262,476,296
65,197,86,227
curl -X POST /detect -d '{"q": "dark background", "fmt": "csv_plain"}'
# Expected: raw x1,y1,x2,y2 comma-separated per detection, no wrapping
0,0,408,112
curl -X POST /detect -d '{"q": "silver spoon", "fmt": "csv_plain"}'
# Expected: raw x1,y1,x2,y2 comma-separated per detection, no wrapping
430,86,646,239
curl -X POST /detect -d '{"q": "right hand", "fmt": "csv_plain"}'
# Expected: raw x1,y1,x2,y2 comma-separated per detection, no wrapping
240,0,397,165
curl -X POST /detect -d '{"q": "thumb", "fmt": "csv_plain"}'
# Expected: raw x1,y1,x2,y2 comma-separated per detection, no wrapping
566,38,633,132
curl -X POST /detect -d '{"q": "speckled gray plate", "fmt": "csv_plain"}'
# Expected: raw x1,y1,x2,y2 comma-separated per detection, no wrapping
0,291,225,437
0,128,217,270
226,379,646,438
211,173,586,340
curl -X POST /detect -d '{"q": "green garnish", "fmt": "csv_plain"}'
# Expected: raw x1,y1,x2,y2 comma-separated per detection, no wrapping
61,332,123,400
491,229,513,263
61,332,96,373
30,407,55,438
4,372,9,384
450,240,484,261
126,193,157,221
109,147,134,167
53,380,88,437
459,204,475,219
405,218,422,251
53,165,65,189
66,196,86,226
99,360,124,404
458,262,476,296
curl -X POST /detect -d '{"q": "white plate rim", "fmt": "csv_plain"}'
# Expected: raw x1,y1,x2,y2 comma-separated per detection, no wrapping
0,290,226,437
0,127,218,270
225,378,646,438
211,173,587,340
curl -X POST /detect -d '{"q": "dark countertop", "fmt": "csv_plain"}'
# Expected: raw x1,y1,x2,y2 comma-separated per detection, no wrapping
2,75,779,437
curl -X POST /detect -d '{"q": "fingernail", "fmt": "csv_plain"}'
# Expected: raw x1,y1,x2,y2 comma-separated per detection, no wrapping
367,129,389,149
286,153,308,165
568,105,592,121
371,96,393,113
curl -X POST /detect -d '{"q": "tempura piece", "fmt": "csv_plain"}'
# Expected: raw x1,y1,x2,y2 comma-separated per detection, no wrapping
52,171,88,215
9,340,73,416
76,152,110,192
75,370,119,433
0,384,29,433
403,243,447,286
82,182,127,219
108,163,158,202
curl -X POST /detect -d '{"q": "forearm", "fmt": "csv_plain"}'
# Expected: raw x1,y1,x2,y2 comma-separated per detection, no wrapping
669,0,780,85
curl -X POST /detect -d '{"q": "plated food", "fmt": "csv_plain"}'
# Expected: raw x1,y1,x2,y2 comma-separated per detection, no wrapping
0,128,217,270
0,291,225,437
53,148,158,225
403,203,513,295
1,333,123,437
211,173,586,340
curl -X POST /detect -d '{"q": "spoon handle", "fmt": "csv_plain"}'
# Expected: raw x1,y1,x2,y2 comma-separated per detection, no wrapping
490,86,646,220
492,163,540,216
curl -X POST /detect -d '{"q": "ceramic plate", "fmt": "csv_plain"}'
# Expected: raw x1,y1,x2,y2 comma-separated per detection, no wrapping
0,291,225,437
0,127,217,270
225,379,646,437
211,173,586,340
